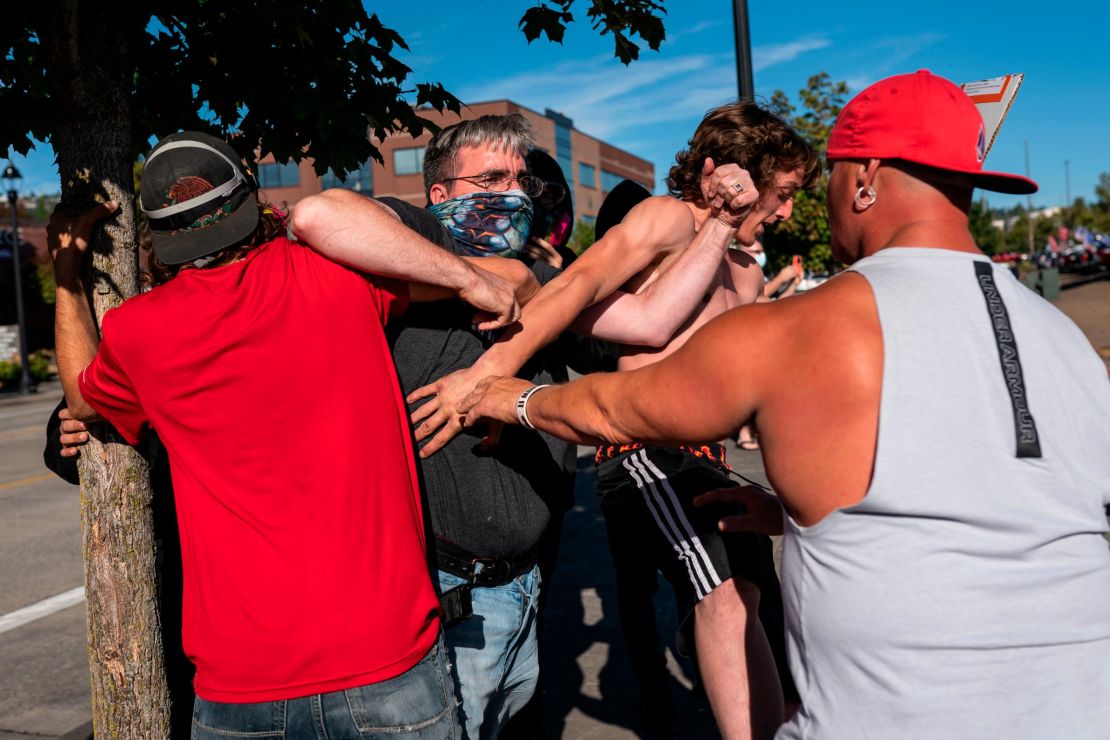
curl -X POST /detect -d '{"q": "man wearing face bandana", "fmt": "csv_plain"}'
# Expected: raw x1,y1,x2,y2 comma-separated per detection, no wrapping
372,113,758,739
412,103,820,739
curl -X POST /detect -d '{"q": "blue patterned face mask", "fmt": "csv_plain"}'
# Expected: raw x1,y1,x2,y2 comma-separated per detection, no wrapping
427,190,533,258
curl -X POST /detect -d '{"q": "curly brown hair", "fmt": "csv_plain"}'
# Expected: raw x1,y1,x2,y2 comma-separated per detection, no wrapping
667,101,820,204
147,202,288,286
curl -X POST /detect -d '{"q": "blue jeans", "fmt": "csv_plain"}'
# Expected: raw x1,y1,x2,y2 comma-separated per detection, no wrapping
190,637,459,739
437,565,541,740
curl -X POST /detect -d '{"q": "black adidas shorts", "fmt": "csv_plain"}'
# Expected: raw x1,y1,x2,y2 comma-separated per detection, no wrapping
596,443,796,701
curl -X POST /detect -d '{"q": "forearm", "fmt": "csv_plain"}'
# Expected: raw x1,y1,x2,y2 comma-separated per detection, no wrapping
471,270,599,377
292,190,481,295
53,264,102,421
574,217,736,346
524,369,697,446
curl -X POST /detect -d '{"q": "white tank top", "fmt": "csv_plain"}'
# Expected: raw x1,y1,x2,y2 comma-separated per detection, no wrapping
778,248,1110,739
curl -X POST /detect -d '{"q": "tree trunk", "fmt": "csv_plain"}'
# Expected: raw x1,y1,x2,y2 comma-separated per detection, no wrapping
46,2,170,736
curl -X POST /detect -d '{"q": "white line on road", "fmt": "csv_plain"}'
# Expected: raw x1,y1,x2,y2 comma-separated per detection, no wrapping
0,586,85,636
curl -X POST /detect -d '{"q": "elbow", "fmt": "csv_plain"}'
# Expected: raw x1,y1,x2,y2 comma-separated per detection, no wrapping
637,324,676,348
289,189,362,244
289,195,326,244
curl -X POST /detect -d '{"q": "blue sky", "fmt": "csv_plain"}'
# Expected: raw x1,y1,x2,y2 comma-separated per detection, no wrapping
10,1,1109,212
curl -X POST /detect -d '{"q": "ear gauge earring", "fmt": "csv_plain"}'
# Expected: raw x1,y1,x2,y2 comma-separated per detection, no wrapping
854,186,877,210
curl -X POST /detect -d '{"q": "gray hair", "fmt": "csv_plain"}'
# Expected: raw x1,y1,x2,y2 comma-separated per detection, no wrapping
422,113,534,198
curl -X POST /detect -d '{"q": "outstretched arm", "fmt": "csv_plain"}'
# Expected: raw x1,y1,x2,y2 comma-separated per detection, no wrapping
50,202,119,422
458,303,776,446
290,189,520,330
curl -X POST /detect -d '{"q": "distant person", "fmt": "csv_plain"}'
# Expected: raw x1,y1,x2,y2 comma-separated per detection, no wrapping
48,130,522,737
524,149,576,268
412,102,820,739
458,70,1110,739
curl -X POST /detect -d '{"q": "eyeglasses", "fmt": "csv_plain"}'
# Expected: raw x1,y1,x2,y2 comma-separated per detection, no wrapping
442,171,545,198
540,182,567,204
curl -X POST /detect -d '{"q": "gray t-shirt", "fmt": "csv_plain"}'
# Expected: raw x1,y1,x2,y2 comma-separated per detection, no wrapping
380,198,576,559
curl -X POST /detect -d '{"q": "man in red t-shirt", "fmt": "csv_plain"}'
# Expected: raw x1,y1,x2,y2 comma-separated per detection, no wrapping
50,132,524,737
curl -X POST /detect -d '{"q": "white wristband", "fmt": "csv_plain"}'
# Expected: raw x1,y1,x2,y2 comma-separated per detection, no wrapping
515,385,551,430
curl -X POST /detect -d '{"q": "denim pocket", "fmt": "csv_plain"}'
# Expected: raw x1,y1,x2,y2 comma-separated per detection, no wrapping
191,696,286,738
344,640,455,736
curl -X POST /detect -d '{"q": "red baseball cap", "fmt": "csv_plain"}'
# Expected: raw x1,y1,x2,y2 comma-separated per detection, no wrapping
827,70,1037,195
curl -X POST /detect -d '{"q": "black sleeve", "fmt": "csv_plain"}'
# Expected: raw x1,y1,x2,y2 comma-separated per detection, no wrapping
43,400,80,485
375,197,456,253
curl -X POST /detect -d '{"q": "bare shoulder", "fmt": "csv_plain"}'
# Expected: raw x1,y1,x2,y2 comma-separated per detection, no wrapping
614,196,696,249
724,248,765,295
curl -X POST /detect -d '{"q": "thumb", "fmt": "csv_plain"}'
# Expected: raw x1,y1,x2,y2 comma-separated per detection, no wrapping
702,157,715,178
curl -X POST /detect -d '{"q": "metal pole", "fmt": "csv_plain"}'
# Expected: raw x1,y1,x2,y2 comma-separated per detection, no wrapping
731,0,755,101
1024,141,1034,254
8,189,32,394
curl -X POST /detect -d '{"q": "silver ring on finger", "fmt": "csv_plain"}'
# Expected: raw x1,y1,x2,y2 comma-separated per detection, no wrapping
732,182,746,194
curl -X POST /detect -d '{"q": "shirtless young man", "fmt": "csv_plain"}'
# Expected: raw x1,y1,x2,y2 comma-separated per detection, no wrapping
459,71,1110,740
412,102,819,738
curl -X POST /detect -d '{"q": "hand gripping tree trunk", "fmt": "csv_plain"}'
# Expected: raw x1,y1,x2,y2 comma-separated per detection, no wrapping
46,3,170,735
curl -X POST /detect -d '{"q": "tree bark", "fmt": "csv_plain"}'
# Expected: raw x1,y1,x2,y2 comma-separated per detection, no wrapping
46,2,170,736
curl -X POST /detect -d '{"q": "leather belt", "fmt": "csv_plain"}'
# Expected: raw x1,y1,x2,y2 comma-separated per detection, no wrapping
435,538,538,588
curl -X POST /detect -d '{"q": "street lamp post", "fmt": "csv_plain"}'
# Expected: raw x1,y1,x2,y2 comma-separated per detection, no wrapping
731,0,755,101
2,162,33,395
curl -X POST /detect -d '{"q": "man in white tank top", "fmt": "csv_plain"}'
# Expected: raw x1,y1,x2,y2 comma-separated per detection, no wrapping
458,70,1110,739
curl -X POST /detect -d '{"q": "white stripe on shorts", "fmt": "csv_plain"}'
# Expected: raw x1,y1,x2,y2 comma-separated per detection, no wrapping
626,450,722,598
622,456,708,598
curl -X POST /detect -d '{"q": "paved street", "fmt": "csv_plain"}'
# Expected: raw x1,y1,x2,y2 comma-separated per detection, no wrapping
0,386,90,739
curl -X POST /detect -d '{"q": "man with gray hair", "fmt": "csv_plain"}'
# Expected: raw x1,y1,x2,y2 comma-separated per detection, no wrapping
378,112,760,738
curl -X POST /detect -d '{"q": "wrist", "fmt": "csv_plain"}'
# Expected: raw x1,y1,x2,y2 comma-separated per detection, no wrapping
516,384,551,430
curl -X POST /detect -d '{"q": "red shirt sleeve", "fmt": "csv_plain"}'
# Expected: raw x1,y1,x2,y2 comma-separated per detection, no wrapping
373,277,410,322
77,311,148,446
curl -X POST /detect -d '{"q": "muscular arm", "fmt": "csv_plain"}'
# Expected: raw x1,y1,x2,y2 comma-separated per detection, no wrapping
463,304,779,445
291,189,518,327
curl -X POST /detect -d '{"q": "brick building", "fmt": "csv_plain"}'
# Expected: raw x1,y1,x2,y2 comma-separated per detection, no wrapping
256,100,655,222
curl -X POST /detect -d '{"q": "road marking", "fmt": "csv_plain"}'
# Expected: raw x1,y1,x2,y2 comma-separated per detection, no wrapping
0,586,85,635
0,472,56,492
0,424,40,441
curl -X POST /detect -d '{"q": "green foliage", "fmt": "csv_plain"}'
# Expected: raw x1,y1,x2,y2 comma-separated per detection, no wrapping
763,73,849,274
968,198,1004,255
0,2,665,180
569,219,597,254
34,258,56,304
520,1,666,64
0,349,51,386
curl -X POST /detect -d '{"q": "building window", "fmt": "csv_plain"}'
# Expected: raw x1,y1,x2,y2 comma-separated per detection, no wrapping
393,146,426,176
578,162,596,189
546,108,575,188
601,169,625,193
259,161,301,189
322,161,374,194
